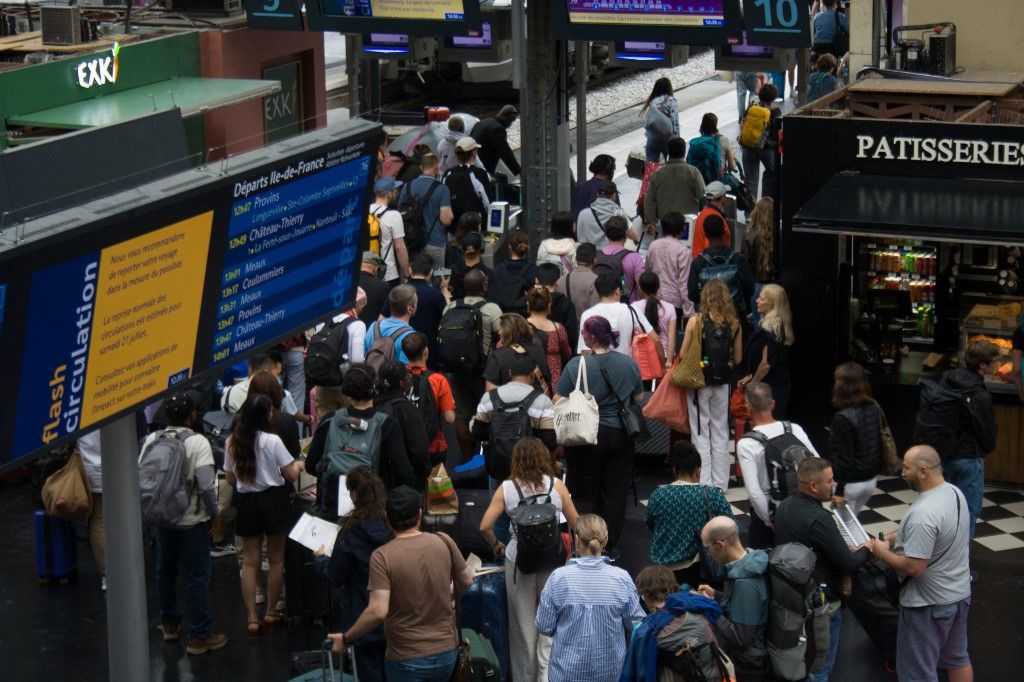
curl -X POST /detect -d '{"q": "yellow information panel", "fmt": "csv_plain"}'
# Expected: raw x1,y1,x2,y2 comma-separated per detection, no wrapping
370,0,466,20
81,212,213,426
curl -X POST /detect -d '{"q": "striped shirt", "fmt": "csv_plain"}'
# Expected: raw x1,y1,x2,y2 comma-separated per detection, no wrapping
535,556,645,682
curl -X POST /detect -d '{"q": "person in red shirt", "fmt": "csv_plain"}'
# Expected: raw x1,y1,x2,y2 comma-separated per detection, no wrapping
691,181,731,259
402,332,456,464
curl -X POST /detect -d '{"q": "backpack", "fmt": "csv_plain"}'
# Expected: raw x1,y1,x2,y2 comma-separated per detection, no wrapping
914,378,968,457
644,98,674,142
657,610,733,682
687,135,722,185
739,103,772,149
444,165,487,225
407,370,441,449
138,429,194,527
742,423,813,505
766,542,821,681
436,299,487,373
305,317,357,387
510,478,565,575
317,410,388,515
697,251,746,315
365,321,413,373
832,11,850,56
594,247,631,302
701,317,734,386
484,388,542,481
398,179,442,253
366,205,388,256
488,262,531,312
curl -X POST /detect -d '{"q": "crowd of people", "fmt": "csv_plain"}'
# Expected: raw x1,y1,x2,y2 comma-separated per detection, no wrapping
63,87,992,682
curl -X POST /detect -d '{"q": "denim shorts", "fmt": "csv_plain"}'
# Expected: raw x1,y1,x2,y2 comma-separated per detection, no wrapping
897,598,971,681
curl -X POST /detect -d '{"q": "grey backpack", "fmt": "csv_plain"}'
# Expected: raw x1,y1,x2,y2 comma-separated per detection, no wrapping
317,410,388,515
767,542,826,681
138,429,193,527
657,610,733,681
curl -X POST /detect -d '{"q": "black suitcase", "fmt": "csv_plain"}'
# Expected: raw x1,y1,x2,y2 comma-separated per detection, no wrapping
423,511,462,548
457,488,495,562
286,495,335,645
848,563,899,660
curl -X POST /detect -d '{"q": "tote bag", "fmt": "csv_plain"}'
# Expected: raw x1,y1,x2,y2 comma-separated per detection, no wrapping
629,305,664,381
643,374,690,434
41,450,92,522
553,354,600,446
671,314,706,390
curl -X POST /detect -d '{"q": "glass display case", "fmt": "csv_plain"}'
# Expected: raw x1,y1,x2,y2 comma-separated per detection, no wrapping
960,293,1022,395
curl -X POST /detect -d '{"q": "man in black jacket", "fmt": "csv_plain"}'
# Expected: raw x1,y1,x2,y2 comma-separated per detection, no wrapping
373,360,431,489
938,340,999,543
775,457,871,682
470,105,521,177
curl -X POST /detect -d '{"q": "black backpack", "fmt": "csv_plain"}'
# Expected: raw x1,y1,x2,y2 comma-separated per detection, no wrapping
484,388,542,481
914,378,968,457
766,542,822,681
510,478,565,576
397,179,442,253
697,251,746,315
406,371,441,455
444,165,486,225
487,262,531,312
742,422,813,505
701,317,734,386
436,299,487,373
593,247,631,302
305,317,357,387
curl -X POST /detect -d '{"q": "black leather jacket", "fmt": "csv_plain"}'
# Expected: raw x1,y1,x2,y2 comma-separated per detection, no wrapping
830,403,882,494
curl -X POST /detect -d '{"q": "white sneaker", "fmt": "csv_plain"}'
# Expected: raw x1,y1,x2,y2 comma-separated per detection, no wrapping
101,576,107,592
255,591,266,605
210,543,238,558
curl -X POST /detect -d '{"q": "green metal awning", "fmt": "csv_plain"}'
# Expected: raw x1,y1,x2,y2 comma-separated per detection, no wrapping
6,77,280,130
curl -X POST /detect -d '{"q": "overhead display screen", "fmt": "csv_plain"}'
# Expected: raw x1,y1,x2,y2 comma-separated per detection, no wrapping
445,21,492,49
0,122,379,470
557,1,742,43
741,0,811,47
307,0,483,36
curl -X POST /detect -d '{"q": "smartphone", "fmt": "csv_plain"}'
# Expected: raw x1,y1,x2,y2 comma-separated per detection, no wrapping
434,268,452,277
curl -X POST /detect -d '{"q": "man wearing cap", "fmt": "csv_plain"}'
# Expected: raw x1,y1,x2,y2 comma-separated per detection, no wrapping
358,251,391,325
444,137,493,228
471,104,521,177
643,136,706,233
144,393,228,655
576,181,631,249
692,180,732,260
328,485,474,679
370,177,409,286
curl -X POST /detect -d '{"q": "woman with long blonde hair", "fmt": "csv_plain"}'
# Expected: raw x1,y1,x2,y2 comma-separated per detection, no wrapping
739,282,794,418
678,279,743,490
742,197,776,323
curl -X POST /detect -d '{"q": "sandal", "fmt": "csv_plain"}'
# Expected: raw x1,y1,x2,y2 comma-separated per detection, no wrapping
246,621,262,638
263,611,285,628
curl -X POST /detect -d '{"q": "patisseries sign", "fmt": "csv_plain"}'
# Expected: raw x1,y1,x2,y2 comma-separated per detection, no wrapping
856,134,1024,166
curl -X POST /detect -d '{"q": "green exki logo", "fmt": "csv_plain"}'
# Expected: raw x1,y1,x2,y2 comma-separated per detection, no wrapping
76,42,120,89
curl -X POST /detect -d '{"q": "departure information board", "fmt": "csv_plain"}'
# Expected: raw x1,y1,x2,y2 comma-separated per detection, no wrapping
0,121,379,469
307,0,482,36
557,0,741,42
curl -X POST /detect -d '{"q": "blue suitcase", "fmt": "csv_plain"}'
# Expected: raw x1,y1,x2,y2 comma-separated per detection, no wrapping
458,569,510,681
34,510,77,584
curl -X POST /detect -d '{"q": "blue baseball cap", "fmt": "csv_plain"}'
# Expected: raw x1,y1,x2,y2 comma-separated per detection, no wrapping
374,176,403,194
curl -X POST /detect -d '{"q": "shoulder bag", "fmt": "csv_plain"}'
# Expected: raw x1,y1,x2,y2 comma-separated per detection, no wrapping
41,448,93,522
628,305,664,381
598,356,650,443
643,371,690,434
671,314,706,390
877,402,899,475
552,354,600,446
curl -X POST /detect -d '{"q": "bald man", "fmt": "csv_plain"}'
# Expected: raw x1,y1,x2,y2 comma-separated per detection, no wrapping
698,516,769,679
869,446,973,682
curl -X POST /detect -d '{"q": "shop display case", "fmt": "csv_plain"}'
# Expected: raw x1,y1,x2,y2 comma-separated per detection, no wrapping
960,293,1022,395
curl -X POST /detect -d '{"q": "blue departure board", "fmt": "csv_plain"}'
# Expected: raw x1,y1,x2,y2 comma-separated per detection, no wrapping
212,154,371,364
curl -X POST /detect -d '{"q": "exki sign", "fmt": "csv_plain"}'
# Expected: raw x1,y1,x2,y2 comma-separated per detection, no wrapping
75,42,120,89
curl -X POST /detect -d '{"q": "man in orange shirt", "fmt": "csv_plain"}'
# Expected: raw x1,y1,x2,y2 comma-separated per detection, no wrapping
692,181,731,259
402,332,456,465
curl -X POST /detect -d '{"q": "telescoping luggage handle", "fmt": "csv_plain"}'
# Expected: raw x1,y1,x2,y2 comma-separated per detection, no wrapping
319,637,359,682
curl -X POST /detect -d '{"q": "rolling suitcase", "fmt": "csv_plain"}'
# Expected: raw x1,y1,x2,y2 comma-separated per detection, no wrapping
460,627,500,680
457,488,496,562
423,511,462,548
458,569,510,681
289,638,355,682
34,510,77,584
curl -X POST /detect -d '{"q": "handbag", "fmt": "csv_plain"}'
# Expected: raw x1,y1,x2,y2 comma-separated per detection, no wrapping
730,383,748,421
692,486,722,582
670,314,706,390
552,354,600,446
877,403,899,475
644,99,673,142
427,464,460,515
643,372,690,433
598,358,650,443
41,449,92,522
451,636,474,682
628,305,664,381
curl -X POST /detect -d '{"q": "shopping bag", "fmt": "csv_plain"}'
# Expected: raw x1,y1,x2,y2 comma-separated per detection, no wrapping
642,374,690,434
553,355,600,446
41,450,92,522
427,464,460,515
670,314,706,390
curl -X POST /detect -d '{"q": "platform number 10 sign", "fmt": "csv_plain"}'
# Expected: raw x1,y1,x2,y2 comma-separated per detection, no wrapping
743,0,811,47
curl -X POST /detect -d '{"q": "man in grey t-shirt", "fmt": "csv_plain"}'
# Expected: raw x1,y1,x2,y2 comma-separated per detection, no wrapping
869,445,972,682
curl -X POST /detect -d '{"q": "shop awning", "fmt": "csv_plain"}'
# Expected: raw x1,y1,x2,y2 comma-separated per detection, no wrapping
792,173,1024,245
6,77,280,130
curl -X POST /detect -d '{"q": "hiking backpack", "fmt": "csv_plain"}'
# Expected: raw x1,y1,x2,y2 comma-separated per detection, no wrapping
443,165,487,226
305,316,357,387
742,422,813,505
913,378,968,458
594,247,632,302
317,410,388,515
366,205,388,256
436,299,487,373
687,135,722,185
657,610,734,682
510,478,565,575
365,321,414,373
138,429,194,527
697,251,746,315
484,388,542,481
406,370,441,448
487,263,532,312
397,179,442,253
766,542,827,681
739,103,772,149
701,317,734,386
